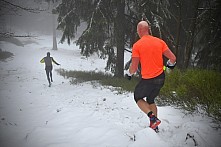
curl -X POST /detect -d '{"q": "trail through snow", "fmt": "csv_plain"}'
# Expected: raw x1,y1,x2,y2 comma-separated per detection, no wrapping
0,36,220,147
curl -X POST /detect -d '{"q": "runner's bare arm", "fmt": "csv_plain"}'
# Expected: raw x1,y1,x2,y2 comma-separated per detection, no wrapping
163,49,176,64
129,57,139,74
52,58,60,65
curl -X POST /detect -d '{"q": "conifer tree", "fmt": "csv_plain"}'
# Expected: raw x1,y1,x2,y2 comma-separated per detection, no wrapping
194,0,221,71
55,0,171,77
56,0,221,73
56,0,126,77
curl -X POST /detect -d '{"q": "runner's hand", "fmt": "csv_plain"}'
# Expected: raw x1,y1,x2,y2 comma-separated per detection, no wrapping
125,70,132,80
166,60,176,69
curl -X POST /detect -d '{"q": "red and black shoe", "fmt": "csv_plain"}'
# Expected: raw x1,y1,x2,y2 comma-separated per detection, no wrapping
154,126,159,133
149,114,161,130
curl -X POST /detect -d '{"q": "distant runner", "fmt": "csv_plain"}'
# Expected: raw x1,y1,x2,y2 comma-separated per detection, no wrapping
126,21,176,132
40,52,60,87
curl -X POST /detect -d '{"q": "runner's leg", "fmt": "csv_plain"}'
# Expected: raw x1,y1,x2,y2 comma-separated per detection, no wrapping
137,99,151,114
46,70,50,84
49,70,53,82
149,103,157,117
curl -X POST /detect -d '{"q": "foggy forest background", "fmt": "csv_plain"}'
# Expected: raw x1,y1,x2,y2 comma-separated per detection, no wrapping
1,0,220,77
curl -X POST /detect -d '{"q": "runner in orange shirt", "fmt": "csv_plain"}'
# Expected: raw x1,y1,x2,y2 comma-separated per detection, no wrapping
126,21,176,132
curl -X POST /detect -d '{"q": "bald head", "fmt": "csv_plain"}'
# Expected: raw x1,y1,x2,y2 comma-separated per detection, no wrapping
137,21,150,38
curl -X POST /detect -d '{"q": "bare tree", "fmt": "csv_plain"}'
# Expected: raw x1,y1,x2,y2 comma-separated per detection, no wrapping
0,0,44,15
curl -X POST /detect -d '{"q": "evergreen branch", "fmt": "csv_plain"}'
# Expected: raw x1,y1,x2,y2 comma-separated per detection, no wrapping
82,0,103,36
124,14,139,22
151,11,163,38
87,12,95,33
57,8,76,26
89,0,103,28
98,6,106,21
166,9,178,22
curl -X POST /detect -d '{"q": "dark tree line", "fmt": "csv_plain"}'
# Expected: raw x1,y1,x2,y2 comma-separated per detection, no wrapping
2,0,220,76
55,0,221,76
167,0,221,71
55,0,172,77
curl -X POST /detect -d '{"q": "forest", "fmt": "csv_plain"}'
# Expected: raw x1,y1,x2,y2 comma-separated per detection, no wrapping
53,0,221,77
1,0,221,77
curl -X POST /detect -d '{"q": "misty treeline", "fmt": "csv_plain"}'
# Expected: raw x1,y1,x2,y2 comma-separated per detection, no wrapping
0,0,59,48
0,0,44,14
1,0,220,77
0,0,47,38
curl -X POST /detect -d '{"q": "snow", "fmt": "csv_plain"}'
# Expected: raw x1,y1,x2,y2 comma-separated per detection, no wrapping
0,35,221,147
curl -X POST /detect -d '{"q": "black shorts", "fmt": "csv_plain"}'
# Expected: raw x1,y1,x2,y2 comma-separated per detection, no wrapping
134,72,165,104
45,66,52,71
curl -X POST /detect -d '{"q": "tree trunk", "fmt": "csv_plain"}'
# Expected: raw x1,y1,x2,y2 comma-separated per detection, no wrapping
183,0,199,68
52,13,58,50
175,1,182,68
115,0,125,77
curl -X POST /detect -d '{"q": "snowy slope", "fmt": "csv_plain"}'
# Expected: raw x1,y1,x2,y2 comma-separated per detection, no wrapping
0,36,220,147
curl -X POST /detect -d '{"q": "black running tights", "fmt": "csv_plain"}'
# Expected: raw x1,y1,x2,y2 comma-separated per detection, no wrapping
46,70,52,83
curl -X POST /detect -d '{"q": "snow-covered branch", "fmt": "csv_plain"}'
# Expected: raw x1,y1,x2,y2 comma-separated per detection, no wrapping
82,0,106,36
57,8,76,26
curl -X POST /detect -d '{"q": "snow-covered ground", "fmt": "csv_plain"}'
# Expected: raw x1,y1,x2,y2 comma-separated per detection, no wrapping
0,36,220,147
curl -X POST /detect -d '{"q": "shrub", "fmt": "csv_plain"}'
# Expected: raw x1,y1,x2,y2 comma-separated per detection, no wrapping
0,50,14,61
161,69,221,120
56,69,139,92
